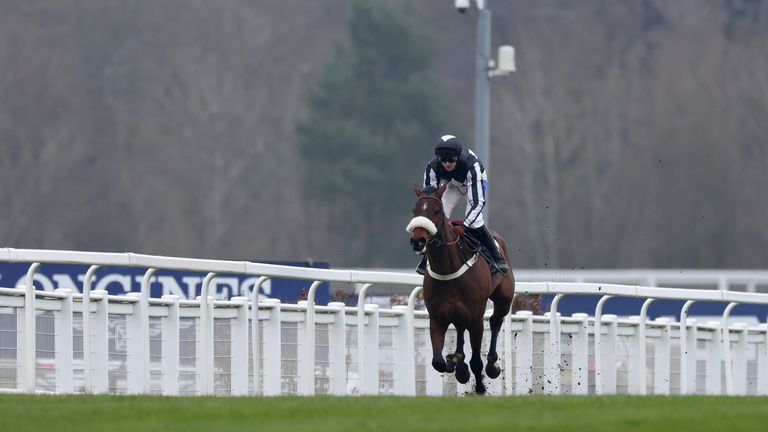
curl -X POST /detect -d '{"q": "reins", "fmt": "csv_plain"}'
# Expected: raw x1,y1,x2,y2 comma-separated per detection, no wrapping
414,193,483,281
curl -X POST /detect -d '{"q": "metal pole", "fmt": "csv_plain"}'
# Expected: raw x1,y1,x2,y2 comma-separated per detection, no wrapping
475,7,491,223
23,263,41,393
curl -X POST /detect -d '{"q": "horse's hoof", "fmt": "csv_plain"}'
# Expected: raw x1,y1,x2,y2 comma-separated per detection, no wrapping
475,382,487,395
432,359,447,373
486,363,501,379
445,354,458,373
455,363,470,384
487,353,498,365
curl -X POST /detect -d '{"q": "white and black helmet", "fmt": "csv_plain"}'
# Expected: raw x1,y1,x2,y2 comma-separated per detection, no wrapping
434,135,462,159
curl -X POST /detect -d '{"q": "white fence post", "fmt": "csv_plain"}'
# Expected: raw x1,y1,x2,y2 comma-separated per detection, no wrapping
514,311,533,395
653,317,671,395
91,290,109,394
328,302,347,396
139,269,155,394
356,283,373,395
544,293,564,395
54,288,74,394
16,302,26,392
262,299,282,396
392,305,411,396
593,295,612,395
425,353,444,396
161,295,180,396
22,263,41,393
297,301,309,395
80,264,99,394
705,322,722,395
637,299,655,395
571,313,589,395
231,296,250,396
678,300,696,395
602,314,618,394
199,273,217,396
405,286,422,396
759,323,768,396
126,292,145,394
684,319,699,394
419,311,443,395
722,302,739,395
302,281,324,396
249,276,269,396
502,306,513,395
364,304,380,395
627,316,642,394
732,322,748,395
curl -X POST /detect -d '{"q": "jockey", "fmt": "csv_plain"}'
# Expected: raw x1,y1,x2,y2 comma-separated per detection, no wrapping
417,134,509,275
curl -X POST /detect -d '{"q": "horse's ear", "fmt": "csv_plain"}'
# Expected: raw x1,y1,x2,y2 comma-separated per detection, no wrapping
413,184,423,197
435,182,448,198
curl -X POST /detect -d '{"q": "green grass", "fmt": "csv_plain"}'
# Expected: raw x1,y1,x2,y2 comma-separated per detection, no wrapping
1,394,767,432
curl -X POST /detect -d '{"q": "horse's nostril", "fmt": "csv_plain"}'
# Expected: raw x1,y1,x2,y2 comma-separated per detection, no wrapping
410,237,426,249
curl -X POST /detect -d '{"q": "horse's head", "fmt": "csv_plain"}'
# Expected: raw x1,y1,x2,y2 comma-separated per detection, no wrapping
406,183,448,254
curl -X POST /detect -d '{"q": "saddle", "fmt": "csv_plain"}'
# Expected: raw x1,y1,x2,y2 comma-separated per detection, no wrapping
450,220,503,275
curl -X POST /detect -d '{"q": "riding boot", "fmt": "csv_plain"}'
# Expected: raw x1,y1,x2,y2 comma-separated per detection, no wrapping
469,226,509,273
416,255,428,275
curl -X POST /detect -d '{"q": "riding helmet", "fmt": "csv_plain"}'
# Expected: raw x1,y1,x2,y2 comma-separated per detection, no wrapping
434,135,462,158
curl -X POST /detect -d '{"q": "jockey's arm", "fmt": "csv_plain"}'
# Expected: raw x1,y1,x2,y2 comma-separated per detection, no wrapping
423,164,439,189
463,162,486,228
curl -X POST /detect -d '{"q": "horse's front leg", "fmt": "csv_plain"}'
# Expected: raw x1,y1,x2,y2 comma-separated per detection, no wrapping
486,283,513,379
468,319,487,395
447,326,469,383
429,318,449,373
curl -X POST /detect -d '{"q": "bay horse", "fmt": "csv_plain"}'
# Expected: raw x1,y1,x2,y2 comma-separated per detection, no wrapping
406,183,515,394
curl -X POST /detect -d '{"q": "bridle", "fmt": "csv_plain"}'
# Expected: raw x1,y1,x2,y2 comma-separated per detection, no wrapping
415,195,461,247
413,194,479,281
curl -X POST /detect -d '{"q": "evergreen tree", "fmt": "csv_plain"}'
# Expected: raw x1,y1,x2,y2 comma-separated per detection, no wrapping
296,1,456,266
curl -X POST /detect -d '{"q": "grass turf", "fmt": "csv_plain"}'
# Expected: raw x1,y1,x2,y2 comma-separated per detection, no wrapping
1,394,767,432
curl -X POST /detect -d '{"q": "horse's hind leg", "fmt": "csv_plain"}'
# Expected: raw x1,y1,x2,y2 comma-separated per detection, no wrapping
448,326,470,383
485,308,506,379
468,319,487,395
486,289,513,379
429,318,449,373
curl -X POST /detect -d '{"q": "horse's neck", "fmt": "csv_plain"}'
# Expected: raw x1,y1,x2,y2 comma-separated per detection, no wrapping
426,222,465,272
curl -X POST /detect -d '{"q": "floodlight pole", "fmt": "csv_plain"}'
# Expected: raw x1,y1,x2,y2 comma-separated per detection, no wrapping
475,6,492,223
457,0,514,223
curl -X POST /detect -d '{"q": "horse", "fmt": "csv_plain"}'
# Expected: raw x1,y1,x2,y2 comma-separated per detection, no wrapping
406,183,515,394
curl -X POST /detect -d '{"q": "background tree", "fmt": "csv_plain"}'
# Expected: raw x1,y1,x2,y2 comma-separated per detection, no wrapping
296,1,457,266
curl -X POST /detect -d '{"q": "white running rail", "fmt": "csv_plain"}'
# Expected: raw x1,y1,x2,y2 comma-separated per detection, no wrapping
1,248,767,396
